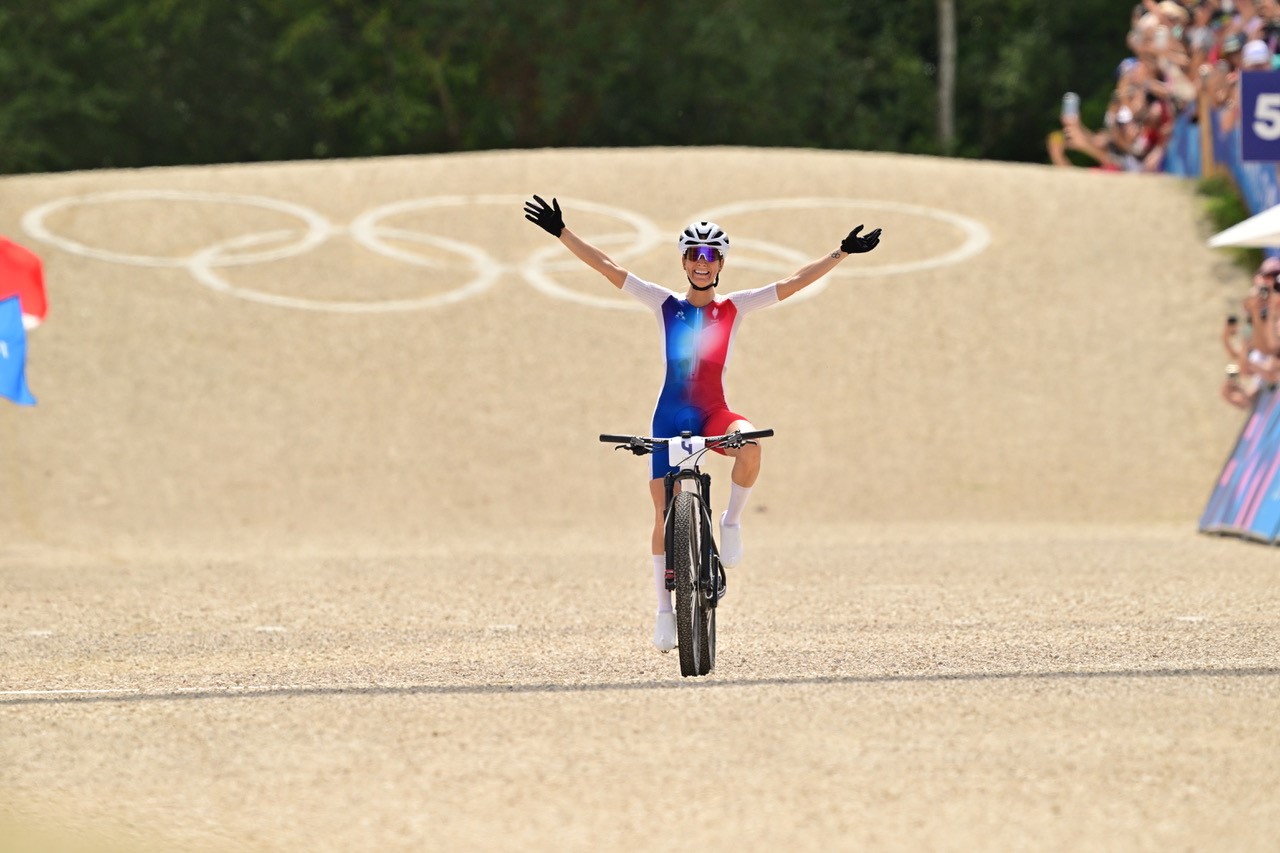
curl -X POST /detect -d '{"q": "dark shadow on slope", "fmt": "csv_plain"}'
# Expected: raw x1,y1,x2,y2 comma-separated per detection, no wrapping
4,665,1278,706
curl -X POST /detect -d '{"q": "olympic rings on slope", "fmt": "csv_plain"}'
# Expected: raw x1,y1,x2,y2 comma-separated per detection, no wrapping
21,191,991,315
23,190,331,267
22,190,503,313
693,197,992,277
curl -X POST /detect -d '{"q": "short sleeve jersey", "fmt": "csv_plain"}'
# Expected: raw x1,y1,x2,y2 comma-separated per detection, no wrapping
622,272,779,433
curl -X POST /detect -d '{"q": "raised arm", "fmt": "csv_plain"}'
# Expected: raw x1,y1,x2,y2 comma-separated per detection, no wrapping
775,225,882,301
1222,316,1245,361
1242,286,1278,358
524,195,628,289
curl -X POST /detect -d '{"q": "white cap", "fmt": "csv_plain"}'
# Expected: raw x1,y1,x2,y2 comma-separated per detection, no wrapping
1243,40,1272,67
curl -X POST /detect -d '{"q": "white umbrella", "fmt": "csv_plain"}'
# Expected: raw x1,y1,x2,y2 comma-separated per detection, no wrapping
1208,203,1280,248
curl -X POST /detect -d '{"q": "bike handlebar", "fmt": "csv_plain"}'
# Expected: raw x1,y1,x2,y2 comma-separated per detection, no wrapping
598,428,774,448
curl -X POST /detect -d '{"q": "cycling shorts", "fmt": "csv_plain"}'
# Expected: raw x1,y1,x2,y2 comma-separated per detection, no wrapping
650,405,749,479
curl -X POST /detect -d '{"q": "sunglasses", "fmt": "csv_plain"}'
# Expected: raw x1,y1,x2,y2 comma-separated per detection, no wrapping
684,246,722,263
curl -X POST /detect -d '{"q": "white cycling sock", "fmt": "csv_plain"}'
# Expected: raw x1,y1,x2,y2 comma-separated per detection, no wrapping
724,482,752,526
653,554,672,613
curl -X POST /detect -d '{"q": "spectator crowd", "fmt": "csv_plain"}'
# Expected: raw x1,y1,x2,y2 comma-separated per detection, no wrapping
1048,0,1280,173
1221,256,1280,407
1045,2,1280,410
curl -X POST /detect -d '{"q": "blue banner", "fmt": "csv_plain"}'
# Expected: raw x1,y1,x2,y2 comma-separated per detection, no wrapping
1237,156,1280,215
1163,105,1201,177
1200,389,1269,532
1240,71,1280,162
1184,86,1280,542
1211,108,1232,174
0,295,36,405
1241,407,1280,540
1200,386,1280,543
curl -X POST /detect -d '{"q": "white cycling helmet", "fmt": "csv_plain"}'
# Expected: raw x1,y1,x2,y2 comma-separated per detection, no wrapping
677,221,730,256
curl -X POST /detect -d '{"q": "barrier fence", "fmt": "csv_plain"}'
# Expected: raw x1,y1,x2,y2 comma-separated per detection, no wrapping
1164,82,1280,211
1180,84,1280,542
1201,385,1280,542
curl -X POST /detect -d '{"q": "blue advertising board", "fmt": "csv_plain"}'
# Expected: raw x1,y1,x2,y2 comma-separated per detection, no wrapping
1200,386,1280,544
1242,417,1280,540
1240,71,1280,162
1200,389,1273,533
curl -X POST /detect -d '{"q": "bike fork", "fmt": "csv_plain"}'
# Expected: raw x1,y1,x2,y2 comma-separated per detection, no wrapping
663,472,678,591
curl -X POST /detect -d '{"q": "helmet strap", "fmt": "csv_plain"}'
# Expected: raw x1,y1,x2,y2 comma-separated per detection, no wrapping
689,275,719,292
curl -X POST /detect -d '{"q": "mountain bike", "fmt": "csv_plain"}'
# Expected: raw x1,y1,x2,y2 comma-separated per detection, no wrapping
600,428,774,677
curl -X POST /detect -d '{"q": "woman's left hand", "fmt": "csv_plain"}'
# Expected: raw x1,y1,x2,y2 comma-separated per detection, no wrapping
840,225,882,254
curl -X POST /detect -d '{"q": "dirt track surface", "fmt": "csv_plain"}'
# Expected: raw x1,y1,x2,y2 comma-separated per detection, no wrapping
1,148,1277,851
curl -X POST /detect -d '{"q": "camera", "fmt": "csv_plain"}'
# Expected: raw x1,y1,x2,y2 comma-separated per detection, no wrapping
1228,314,1239,325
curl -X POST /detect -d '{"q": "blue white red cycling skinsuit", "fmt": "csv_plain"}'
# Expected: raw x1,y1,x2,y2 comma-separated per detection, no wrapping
622,272,780,478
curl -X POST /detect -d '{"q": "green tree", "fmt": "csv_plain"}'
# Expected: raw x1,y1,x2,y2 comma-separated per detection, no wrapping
0,0,1143,174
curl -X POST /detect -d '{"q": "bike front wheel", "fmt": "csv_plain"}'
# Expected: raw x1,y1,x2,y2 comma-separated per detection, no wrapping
671,491,714,677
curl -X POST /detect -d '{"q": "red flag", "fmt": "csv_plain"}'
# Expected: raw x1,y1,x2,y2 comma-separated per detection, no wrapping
0,236,47,329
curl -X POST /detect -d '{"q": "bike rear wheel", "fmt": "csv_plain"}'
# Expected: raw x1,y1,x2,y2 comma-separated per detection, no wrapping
671,491,714,677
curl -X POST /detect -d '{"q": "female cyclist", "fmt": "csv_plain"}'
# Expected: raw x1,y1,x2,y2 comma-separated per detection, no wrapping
524,195,882,651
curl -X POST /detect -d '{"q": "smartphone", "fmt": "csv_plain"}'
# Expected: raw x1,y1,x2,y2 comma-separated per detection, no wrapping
1228,315,1240,325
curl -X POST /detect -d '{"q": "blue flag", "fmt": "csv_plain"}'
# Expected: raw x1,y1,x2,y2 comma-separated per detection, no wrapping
0,295,36,405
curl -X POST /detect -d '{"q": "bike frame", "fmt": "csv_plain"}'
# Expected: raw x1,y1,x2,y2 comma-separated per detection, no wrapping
598,426,772,609
662,433,721,607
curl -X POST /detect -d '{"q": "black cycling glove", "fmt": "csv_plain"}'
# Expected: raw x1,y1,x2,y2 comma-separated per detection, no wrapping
524,195,565,237
840,225,882,254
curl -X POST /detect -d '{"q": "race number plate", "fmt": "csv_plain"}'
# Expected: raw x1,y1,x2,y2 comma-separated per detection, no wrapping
673,435,706,470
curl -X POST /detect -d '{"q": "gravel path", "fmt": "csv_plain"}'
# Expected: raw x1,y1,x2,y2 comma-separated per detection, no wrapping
1,149,1275,851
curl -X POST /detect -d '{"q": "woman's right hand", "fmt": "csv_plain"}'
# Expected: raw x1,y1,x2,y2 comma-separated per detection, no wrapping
524,195,565,237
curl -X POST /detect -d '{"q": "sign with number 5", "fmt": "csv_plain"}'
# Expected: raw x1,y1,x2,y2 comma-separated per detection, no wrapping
1242,71,1280,161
